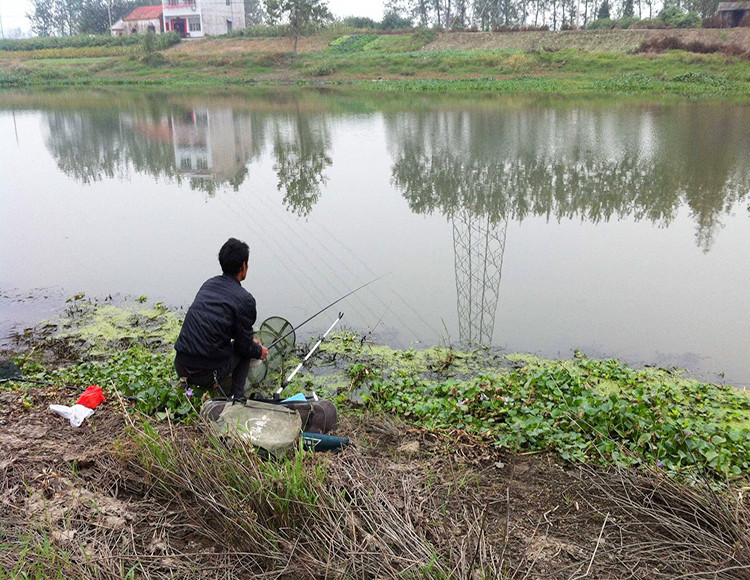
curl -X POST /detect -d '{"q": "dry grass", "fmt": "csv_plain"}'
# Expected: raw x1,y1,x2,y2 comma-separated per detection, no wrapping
166,36,333,56
582,465,750,579
420,28,750,53
2,395,747,580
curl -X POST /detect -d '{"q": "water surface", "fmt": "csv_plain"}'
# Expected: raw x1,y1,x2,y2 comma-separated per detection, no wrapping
1,90,748,386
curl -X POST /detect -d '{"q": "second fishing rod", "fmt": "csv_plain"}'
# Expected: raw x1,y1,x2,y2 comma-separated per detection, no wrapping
264,273,387,353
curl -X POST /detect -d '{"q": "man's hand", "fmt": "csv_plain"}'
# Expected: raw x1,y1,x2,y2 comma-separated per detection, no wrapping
254,338,269,360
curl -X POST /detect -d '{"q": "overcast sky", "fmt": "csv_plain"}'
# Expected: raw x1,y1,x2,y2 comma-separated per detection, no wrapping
0,0,385,35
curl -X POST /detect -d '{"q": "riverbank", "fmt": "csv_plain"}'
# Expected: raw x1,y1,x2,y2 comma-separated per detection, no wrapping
1,300,749,577
2,29,750,98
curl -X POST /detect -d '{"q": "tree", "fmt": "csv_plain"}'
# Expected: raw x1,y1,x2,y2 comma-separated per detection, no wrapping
265,0,332,54
272,110,332,217
28,0,84,36
245,0,265,25
597,0,610,19
410,0,432,26
621,0,635,17
342,16,378,27
381,11,414,28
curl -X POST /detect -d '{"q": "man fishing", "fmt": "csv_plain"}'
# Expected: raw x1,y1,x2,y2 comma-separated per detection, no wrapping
174,238,268,399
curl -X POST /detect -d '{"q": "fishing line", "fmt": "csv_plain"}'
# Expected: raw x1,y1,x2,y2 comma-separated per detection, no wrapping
268,273,388,351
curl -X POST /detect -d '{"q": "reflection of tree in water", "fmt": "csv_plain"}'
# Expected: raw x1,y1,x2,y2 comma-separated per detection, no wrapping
43,105,268,194
388,106,750,252
271,109,332,217
386,106,750,343
45,108,178,185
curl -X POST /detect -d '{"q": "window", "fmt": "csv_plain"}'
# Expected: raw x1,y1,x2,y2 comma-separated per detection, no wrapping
180,157,192,170
226,19,232,32
188,17,201,32
196,157,208,170
226,0,230,5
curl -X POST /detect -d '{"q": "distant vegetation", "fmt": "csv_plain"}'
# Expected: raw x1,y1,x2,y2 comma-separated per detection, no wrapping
19,0,739,44
0,32,180,52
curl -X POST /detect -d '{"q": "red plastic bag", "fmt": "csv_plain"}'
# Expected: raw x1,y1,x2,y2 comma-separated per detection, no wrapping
76,385,105,409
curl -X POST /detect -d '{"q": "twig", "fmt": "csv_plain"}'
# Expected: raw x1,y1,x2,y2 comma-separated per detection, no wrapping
570,512,609,580
467,503,489,578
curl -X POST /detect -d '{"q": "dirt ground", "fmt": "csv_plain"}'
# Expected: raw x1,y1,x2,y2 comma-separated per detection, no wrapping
1,325,746,578
0,384,659,578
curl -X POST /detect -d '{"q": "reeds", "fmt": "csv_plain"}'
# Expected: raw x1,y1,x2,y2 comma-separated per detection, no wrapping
580,465,750,579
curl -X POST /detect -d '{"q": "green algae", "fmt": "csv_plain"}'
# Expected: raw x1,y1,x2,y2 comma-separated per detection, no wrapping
55,299,181,355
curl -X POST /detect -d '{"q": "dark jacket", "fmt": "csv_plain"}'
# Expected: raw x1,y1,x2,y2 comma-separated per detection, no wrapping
174,274,263,369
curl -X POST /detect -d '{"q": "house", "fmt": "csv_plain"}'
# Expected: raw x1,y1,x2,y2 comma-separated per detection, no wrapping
123,5,164,34
717,2,750,26
162,0,245,38
110,19,126,36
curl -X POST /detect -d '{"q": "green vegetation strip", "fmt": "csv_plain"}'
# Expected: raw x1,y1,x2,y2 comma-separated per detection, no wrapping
9,301,750,481
2,39,750,98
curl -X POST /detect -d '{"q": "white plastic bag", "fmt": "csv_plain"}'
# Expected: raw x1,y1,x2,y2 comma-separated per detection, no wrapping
49,404,95,427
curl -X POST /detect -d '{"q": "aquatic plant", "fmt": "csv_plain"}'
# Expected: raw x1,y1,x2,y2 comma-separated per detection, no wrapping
365,354,750,479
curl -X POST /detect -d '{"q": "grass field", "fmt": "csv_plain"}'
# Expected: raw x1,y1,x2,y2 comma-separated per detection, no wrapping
1,29,750,96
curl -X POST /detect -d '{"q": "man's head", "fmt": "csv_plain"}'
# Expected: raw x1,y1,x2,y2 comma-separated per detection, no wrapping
219,238,249,280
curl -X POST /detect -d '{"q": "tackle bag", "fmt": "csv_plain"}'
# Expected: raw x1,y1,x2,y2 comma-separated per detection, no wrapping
201,399,301,457
249,394,338,435
281,397,338,435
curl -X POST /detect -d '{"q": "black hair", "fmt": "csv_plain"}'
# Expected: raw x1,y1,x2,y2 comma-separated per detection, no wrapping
218,238,249,276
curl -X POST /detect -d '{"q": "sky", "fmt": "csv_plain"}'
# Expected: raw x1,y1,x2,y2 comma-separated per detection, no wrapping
0,0,385,35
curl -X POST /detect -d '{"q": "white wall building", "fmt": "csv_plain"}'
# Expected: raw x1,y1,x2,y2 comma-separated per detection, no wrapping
162,0,245,38
122,6,164,34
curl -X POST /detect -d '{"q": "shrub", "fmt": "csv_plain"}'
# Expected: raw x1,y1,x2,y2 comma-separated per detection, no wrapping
342,16,378,29
659,6,701,28
141,52,168,66
492,24,521,32
675,12,702,28
0,34,141,52
636,35,749,58
588,17,644,29
380,12,413,30
702,15,726,28
226,24,287,37
587,18,615,29
629,18,668,29
0,32,180,53
412,27,436,45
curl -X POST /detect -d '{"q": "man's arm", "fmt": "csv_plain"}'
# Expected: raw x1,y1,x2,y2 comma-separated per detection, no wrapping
234,295,265,360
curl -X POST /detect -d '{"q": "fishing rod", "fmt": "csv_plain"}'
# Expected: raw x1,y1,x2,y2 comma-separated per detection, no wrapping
275,312,344,399
267,273,388,352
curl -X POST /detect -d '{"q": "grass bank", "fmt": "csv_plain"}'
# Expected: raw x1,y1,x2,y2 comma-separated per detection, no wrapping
2,30,750,98
2,299,750,578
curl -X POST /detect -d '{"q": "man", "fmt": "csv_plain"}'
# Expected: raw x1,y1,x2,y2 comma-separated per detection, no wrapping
174,238,268,399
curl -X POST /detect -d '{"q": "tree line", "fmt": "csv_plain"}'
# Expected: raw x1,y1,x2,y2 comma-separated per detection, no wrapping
377,0,716,30
27,0,715,37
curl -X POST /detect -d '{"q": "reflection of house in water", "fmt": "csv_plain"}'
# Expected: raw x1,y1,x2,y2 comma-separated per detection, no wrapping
123,108,254,188
171,108,254,184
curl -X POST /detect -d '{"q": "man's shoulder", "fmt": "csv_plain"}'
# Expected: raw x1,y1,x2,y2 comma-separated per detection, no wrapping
200,275,255,304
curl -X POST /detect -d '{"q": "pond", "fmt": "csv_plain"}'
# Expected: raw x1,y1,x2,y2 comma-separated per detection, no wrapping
1,89,748,387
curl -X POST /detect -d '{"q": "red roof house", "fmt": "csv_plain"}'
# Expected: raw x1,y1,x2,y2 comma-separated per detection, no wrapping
123,5,164,34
